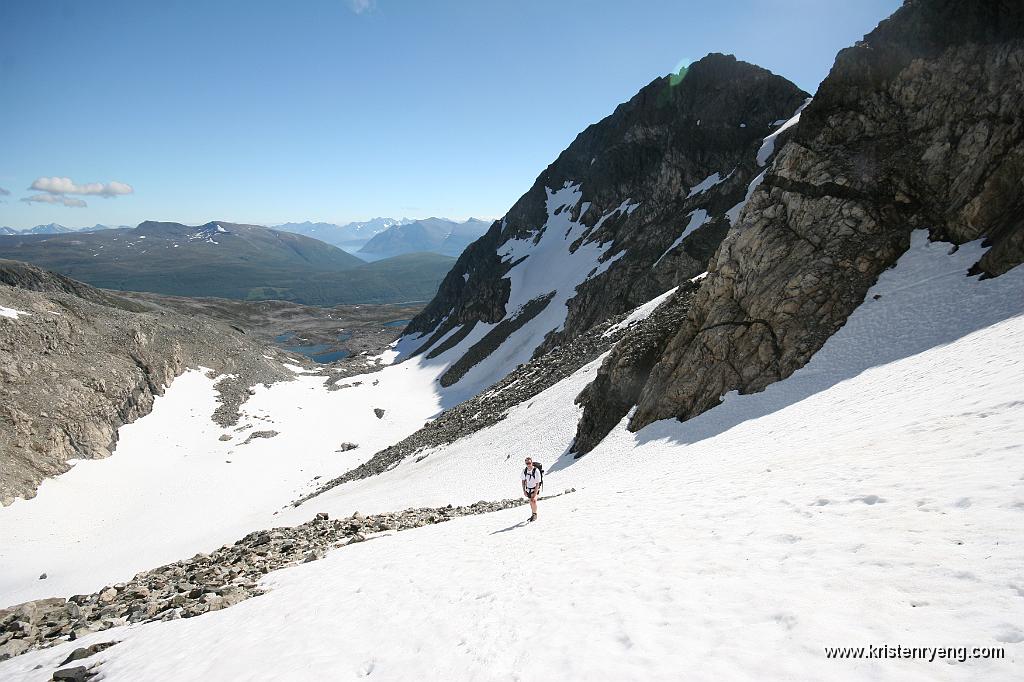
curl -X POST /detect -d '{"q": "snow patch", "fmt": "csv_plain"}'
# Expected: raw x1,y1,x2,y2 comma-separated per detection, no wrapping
756,98,812,166
445,182,626,393
686,171,732,198
726,171,766,225
603,286,679,337
0,305,30,320
653,209,710,266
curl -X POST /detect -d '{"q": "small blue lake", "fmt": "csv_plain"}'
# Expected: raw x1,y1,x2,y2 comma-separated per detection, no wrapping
285,343,332,355
284,343,351,363
309,349,350,363
275,331,351,364
384,319,411,328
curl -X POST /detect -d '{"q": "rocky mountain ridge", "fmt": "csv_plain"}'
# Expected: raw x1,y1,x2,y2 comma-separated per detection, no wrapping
0,224,128,235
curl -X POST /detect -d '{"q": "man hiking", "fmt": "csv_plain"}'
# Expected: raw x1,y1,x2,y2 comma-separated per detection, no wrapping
521,457,543,522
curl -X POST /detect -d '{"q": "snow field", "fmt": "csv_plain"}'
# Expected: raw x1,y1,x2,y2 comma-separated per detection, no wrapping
0,338,464,604
1,232,1022,681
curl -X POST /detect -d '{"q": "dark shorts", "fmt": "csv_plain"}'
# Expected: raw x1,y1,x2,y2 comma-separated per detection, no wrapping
525,488,538,498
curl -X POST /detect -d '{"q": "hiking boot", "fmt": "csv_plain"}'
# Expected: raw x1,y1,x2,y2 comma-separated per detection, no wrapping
529,513,537,522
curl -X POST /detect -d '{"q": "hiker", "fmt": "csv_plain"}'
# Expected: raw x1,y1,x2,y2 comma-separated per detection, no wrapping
521,457,543,522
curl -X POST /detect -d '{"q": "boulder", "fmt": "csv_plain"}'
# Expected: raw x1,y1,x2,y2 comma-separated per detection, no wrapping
52,665,93,681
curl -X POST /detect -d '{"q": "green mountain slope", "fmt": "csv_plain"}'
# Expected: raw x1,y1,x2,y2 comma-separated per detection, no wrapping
0,222,455,305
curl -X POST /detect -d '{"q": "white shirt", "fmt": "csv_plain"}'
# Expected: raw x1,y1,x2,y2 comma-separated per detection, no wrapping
521,466,542,489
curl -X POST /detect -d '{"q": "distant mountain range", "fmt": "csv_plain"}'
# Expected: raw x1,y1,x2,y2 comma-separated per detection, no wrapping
273,218,412,251
272,217,491,258
0,223,129,235
0,221,455,305
3,218,490,257
358,218,491,259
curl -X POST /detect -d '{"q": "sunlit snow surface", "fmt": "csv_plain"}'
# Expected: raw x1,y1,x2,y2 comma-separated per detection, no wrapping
2,232,1023,681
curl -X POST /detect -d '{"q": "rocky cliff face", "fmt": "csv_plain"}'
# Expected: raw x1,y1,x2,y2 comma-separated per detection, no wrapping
402,54,809,390
0,260,295,505
574,0,1024,451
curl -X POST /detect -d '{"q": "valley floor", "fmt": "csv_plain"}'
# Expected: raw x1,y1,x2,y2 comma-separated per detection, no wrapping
1,233,1022,680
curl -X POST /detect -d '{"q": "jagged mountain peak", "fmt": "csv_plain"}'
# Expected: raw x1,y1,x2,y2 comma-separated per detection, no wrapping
399,53,808,395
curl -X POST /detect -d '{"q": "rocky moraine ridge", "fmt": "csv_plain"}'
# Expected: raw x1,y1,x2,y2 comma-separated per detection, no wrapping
0,260,297,505
0,495,579,667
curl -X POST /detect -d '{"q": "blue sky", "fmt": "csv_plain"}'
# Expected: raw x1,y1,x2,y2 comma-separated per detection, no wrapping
0,0,900,229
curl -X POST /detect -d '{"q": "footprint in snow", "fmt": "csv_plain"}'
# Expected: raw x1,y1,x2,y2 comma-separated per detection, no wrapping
994,626,1024,644
773,613,798,630
850,494,886,505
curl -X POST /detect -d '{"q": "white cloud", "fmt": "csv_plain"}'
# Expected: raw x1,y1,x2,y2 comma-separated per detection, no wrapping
21,194,88,208
29,176,134,198
349,0,375,14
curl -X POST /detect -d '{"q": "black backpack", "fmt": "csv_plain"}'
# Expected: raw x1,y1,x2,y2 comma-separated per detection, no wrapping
524,463,544,487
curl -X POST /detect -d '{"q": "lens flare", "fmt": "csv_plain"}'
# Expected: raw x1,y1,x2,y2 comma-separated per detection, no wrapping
669,57,692,87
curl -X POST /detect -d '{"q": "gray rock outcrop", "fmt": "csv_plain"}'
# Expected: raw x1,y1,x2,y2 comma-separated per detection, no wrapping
571,283,698,454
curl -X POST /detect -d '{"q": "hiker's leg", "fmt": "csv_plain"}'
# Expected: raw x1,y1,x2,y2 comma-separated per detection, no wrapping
529,493,537,514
